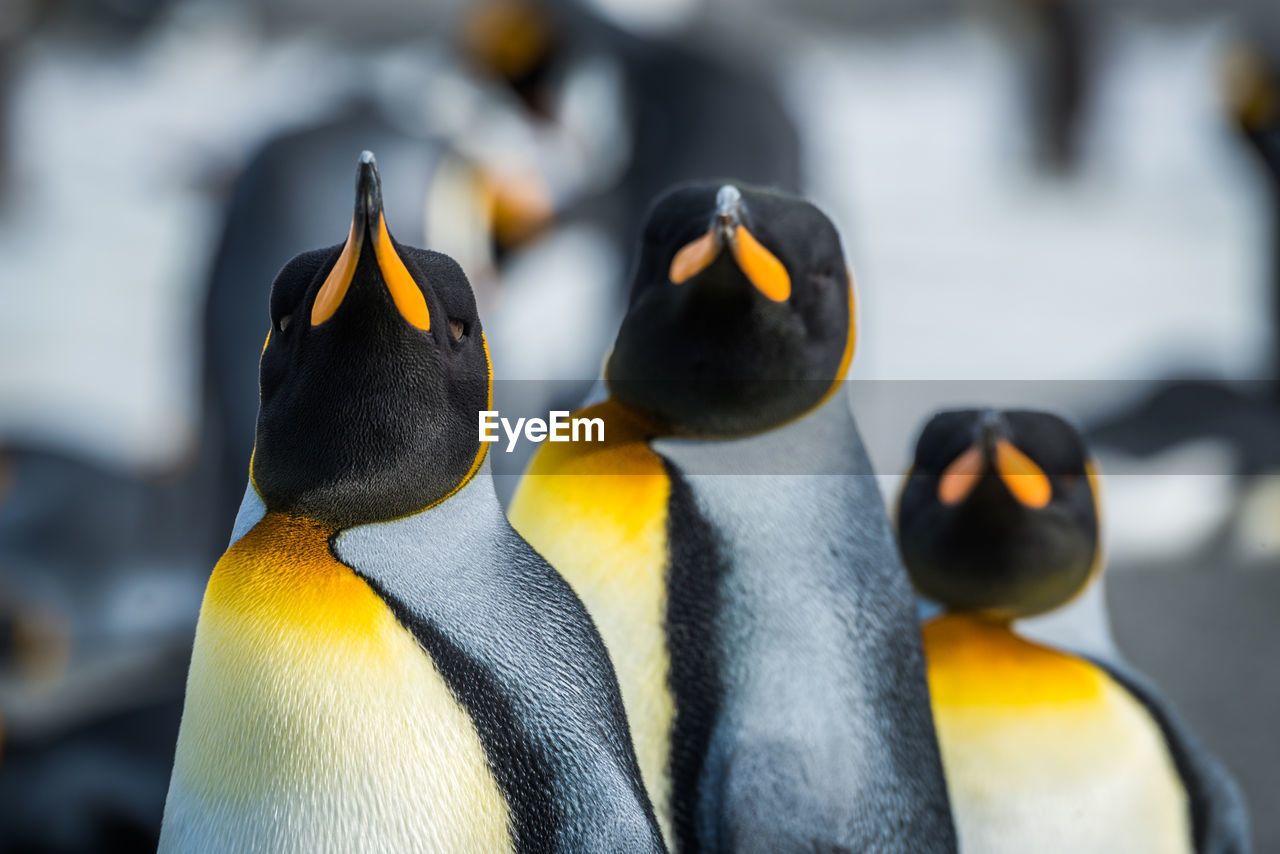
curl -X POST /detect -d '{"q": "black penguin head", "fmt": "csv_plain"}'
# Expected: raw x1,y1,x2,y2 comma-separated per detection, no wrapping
252,152,491,527
896,409,1100,620
605,182,855,436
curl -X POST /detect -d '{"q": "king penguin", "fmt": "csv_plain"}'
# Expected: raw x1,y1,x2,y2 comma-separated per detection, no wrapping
509,182,957,853
897,408,1252,854
159,152,666,854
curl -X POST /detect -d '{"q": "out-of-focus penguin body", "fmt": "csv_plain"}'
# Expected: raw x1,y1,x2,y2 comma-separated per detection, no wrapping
1222,42,1280,393
162,153,665,854
971,0,1090,173
898,408,1251,854
512,182,956,853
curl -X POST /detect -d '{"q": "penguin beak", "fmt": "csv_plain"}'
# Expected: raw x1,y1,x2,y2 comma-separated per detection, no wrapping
937,413,1052,509
311,151,432,331
667,184,791,302
713,183,743,244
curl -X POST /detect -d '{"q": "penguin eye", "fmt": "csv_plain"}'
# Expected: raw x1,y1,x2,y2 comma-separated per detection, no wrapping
449,318,466,341
276,314,292,334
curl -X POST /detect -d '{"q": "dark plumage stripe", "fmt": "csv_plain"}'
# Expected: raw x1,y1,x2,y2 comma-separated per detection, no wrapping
663,461,729,854
351,564,562,854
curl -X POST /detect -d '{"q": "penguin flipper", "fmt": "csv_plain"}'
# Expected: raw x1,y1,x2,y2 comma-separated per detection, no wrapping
1090,656,1252,854
332,481,666,853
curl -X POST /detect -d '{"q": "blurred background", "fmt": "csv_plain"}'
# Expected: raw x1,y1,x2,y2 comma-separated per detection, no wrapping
0,0,1277,850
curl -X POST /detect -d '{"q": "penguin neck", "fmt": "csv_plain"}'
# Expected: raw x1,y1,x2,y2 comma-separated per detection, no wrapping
923,611,1104,707
650,380,870,477
596,318,859,442
229,464,506,551
358,459,508,542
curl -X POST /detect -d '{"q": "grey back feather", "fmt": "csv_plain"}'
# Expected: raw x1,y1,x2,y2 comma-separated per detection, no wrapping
655,390,958,853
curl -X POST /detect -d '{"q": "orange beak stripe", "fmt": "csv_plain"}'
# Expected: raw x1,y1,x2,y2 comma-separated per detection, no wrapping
310,220,362,327
732,225,790,302
309,214,431,331
669,224,792,302
373,214,431,331
996,439,1052,509
938,444,984,506
669,229,720,284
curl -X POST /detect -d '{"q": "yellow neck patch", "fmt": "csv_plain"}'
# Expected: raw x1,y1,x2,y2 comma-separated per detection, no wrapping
509,400,676,845
923,612,1104,708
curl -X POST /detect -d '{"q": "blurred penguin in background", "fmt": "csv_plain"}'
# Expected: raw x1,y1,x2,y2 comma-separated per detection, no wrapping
898,408,1251,854
459,0,806,494
460,0,803,251
1085,35,1280,559
0,6,239,850
0,232,223,850
1222,39,1280,395
208,0,805,500
512,182,956,852
972,0,1091,174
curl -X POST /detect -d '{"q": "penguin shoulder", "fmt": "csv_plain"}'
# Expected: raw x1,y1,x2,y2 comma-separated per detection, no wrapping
334,473,666,851
169,509,514,854
518,399,665,478
924,613,1195,854
511,399,671,556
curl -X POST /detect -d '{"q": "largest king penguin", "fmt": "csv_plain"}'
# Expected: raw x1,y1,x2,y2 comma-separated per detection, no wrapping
510,182,957,853
159,152,667,854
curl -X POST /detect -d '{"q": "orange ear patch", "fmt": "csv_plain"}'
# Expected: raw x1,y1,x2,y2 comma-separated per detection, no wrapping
732,225,790,301
938,444,984,506
669,230,720,284
310,220,362,327
996,440,1052,509
374,214,431,331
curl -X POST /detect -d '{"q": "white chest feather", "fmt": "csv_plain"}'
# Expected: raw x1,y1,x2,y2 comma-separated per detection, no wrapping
925,616,1192,854
940,697,1193,854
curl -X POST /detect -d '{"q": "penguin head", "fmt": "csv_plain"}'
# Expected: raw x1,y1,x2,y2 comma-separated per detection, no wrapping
1220,44,1279,134
896,409,1100,620
462,0,559,115
605,182,855,436
252,152,491,528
